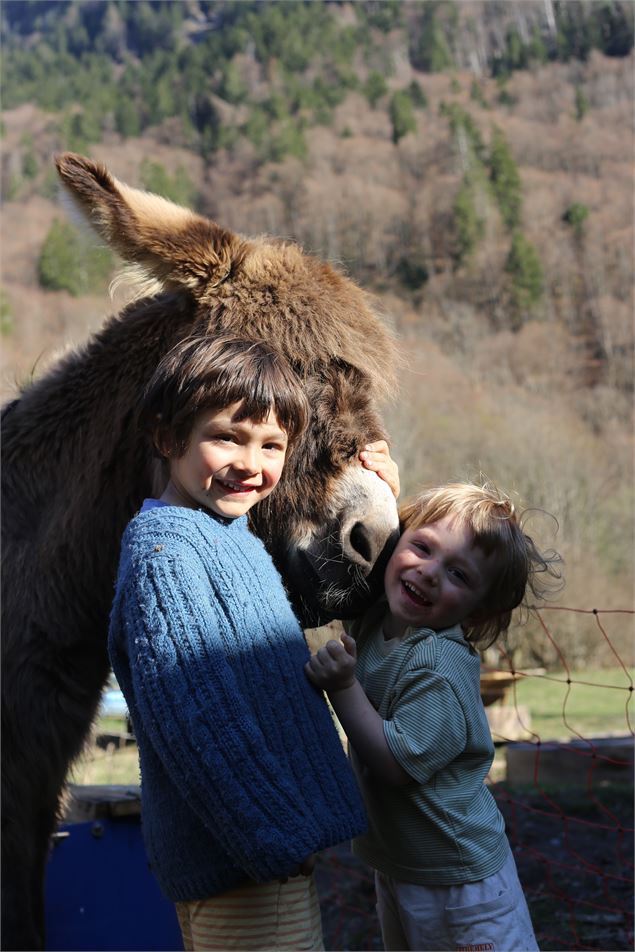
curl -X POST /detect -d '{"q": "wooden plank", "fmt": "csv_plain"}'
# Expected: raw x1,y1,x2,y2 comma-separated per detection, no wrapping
64,783,141,822
506,735,634,786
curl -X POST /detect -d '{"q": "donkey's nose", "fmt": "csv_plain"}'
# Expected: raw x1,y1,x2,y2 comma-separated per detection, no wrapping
342,518,378,572
338,464,399,574
348,521,373,566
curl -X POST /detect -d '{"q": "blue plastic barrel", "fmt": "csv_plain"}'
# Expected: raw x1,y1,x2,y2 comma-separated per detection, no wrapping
45,814,183,951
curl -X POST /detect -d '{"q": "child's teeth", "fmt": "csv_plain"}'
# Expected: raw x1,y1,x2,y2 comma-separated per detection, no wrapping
404,580,430,604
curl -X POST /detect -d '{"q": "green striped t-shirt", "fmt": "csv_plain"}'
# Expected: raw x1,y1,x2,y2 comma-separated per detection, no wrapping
345,601,509,885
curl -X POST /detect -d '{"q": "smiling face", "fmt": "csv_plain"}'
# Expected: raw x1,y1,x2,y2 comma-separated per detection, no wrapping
160,402,288,519
382,515,497,639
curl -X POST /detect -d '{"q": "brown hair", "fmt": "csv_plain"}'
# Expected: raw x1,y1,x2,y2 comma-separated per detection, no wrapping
399,481,564,648
140,336,309,458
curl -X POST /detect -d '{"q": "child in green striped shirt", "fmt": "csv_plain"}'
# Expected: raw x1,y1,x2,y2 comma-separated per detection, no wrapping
306,481,562,952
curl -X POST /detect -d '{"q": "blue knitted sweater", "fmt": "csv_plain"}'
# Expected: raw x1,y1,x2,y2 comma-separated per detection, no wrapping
108,501,366,902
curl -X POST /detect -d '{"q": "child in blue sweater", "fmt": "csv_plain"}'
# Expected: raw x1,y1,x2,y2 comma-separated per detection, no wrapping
108,335,397,951
306,481,563,951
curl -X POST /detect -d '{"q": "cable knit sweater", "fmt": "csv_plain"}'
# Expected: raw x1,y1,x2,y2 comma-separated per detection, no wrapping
108,501,367,902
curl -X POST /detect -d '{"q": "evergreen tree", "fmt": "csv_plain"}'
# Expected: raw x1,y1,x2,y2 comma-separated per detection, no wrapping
504,27,529,71
95,2,127,60
453,174,485,265
312,75,347,110
488,127,522,230
20,135,38,179
115,98,141,139
495,76,517,108
408,79,428,108
356,0,403,33
140,161,197,207
574,85,589,121
505,231,543,322
528,27,548,65
396,255,429,290
38,219,112,297
470,80,488,108
220,61,248,105
389,90,416,144
38,168,60,201
409,4,454,72
267,120,307,163
38,220,113,296
191,93,222,158
264,92,291,121
364,71,388,108
440,102,486,163
555,4,591,61
243,106,269,150
128,0,179,54
22,150,38,179
0,289,13,337
562,202,589,240
61,109,102,152
594,0,634,56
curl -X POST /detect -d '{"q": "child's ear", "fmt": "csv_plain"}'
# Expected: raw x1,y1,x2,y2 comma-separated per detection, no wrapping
152,425,172,460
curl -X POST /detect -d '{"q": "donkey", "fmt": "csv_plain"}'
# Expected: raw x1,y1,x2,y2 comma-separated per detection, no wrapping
1,152,399,950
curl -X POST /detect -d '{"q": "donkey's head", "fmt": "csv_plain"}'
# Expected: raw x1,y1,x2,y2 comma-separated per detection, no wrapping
55,153,399,622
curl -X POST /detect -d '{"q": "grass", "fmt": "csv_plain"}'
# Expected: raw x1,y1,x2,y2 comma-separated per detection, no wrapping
69,745,141,786
509,665,634,741
97,715,128,734
68,715,140,786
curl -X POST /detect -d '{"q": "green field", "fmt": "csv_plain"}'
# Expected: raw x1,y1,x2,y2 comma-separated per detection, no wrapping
511,665,634,741
68,716,139,787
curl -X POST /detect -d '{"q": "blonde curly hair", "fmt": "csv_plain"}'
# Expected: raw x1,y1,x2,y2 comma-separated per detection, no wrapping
398,481,564,649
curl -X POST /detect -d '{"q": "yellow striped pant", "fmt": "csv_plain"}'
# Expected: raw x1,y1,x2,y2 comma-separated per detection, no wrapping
175,874,324,950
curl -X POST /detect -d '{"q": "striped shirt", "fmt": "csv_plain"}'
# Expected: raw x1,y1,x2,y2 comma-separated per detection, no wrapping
345,601,509,885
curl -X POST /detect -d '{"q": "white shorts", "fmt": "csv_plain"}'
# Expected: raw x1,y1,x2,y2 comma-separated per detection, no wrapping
375,849,539,952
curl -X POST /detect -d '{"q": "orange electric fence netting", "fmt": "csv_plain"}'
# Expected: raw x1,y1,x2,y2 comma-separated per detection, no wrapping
314,606,634,952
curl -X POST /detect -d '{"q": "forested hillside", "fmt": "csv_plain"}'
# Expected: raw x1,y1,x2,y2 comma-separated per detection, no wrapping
1,0,633,665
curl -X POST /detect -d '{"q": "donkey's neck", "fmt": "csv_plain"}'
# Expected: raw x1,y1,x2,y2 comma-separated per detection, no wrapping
4,293,196,537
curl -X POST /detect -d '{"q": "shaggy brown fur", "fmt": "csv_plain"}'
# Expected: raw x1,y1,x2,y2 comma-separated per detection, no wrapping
1,153,398,950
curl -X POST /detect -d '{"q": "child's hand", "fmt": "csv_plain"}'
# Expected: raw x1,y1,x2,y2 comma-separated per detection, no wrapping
278,854,316,882
359,440,400,499
305,633,357,693
298,854,316,876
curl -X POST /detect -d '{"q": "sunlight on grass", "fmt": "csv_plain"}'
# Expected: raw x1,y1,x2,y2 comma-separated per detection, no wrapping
68,744,140,786
71,746,141,786
511,666,634,741
68,715,140,786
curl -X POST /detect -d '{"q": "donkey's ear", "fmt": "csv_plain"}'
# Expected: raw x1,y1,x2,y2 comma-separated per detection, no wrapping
54,152,241,291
